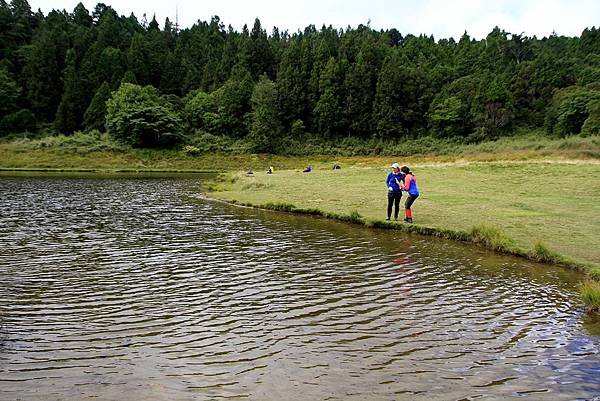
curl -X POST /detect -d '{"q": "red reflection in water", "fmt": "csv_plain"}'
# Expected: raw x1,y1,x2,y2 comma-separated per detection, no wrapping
392,239,413,293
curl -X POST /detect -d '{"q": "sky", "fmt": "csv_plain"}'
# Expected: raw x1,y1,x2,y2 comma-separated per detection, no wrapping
28,0,600,40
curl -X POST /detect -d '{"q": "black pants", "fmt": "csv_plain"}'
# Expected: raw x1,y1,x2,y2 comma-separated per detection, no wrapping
387,191,402,219
405,194,419,209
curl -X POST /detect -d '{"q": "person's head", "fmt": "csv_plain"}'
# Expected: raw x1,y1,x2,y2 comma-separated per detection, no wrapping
401,166,410,174
391,162,400,173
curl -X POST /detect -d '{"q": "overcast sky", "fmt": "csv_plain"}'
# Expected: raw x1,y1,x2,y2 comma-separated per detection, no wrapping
28,0,600,40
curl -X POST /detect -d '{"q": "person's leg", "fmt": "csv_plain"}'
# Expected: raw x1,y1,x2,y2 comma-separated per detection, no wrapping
394,193,401,220
404,195,418,222
387,192,394,220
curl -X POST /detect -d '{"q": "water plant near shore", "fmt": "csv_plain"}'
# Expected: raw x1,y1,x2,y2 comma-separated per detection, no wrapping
580,280,600,313
470,224,518,253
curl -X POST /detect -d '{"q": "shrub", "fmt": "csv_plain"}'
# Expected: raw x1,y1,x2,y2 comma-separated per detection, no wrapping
30,130,125,152
182,145,201,156
581,100,600,137
184,90,219,133
0,109,36,136
105,83,183,147
185,131,239,153
545,85,600,136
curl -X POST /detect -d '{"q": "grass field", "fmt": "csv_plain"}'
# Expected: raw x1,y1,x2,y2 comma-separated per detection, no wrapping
209,160,600,273
1,132,600,172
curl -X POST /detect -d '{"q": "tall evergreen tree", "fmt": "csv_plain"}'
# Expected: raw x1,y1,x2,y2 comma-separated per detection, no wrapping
314,57,343,137
0,67,20,117
276,40,309,129
249,75,282,151
22,10,68,121
55,48,86,133
344,36,382,137
83,81,111,131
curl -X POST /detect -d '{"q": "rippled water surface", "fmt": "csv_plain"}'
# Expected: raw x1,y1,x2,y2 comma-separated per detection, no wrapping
1,174,599,400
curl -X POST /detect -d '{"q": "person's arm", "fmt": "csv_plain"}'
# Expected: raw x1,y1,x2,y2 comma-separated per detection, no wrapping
400,175,412,190
386,174,393,191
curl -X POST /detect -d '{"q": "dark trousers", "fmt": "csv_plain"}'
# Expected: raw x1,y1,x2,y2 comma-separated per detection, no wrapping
387,191,402,219
405,194,419,209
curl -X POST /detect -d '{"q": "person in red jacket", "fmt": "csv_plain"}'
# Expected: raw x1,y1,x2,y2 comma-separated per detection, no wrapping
399,166,420,223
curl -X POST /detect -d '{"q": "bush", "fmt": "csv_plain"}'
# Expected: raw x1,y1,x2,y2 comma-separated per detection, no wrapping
105,83,183,147
184,90,219,133
545,85,600,136
31,130,125,152
0,109,36,136
184,131,241,153
581,100,600,137
182,145,201,156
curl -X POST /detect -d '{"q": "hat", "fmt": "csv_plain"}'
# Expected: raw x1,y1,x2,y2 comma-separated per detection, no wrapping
391,163,400,169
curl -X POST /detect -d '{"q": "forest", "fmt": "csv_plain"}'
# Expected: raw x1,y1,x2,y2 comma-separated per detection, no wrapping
1,0,599,153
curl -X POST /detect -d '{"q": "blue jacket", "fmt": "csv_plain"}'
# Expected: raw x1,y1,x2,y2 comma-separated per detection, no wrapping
386,172,405,192
403,174,420,196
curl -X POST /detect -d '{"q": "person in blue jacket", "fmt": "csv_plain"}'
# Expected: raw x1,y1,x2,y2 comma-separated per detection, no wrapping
385,162,405,220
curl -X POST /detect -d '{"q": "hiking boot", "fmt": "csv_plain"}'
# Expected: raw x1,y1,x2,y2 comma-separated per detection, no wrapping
404,218,413,223
385,217,390,221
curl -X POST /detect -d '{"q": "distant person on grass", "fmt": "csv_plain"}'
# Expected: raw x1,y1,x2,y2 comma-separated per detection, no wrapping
399,166,420,223
386,163,405,221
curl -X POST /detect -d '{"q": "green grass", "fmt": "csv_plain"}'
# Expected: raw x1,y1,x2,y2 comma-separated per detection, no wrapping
208,161,600,271
470,224,518,253
0,133,331,172
2,131,600,172
580,280,600,313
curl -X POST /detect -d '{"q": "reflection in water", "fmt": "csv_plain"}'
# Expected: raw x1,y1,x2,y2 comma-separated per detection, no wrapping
0,175,599,401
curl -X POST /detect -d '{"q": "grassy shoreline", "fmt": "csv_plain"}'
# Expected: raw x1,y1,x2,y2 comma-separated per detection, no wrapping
210,196,600,276
204,161,600,280
0,167,217,173
206,176,600,313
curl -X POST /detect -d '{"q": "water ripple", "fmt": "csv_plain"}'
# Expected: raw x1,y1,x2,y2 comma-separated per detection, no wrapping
0,175,599,401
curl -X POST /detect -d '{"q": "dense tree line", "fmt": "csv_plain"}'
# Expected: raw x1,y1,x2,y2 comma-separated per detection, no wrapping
1,0,599,150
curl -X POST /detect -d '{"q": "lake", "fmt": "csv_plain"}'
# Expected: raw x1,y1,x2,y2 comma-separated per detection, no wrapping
0,174,599,400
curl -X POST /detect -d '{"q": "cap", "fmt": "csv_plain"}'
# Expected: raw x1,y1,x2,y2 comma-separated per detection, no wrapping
391,163,400,169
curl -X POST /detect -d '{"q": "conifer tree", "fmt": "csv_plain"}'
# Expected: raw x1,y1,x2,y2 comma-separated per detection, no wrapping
83,81,111,131
55,49,86,133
